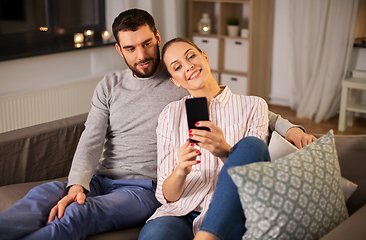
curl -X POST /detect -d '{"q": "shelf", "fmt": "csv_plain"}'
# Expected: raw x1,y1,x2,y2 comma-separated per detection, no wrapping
191,0,249,3
338,70,366,131
346,103,366,114
188,0,273,99
0,35,115,62
343,77,366,90
191,33,249,40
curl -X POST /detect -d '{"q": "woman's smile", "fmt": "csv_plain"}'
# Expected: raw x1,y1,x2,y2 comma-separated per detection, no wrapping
188,69,201,80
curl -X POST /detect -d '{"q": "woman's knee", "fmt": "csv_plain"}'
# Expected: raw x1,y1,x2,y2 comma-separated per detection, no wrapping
228,137,270,165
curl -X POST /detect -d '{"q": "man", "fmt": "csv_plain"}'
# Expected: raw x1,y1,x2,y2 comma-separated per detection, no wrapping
0,8,315,240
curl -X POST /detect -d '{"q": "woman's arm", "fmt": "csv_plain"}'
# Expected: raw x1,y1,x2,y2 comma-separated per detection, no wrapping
155,103,201,203
162,140,200,202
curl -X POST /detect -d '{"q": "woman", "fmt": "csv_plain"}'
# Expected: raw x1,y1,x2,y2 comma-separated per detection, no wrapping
138,38,270,240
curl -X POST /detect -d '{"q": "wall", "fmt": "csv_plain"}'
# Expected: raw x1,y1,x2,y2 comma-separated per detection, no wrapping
269,0,366,107
0,0,187,98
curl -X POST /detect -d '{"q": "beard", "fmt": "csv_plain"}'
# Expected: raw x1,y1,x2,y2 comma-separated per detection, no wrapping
123,45,160,78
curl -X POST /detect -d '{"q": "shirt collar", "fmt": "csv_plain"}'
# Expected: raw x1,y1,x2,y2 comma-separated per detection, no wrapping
184,85,233,107
212,86,232,107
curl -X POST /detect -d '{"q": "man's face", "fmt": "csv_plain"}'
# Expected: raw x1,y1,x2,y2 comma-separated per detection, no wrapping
115,25,161,78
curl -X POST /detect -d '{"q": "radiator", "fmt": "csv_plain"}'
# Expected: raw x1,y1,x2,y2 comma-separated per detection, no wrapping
0,77,102,133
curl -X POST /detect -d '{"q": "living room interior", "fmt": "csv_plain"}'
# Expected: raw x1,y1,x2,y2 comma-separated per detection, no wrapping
0,0,365,135
0,1,366,239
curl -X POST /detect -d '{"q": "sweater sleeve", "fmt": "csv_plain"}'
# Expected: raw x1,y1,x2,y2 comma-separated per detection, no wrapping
268,111,305,137
67,78,110,192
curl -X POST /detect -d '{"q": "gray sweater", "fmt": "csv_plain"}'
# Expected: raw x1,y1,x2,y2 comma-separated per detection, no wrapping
67,68,189,191
67,68,297,192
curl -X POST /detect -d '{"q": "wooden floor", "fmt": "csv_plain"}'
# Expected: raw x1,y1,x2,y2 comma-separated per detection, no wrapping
268,104,366,136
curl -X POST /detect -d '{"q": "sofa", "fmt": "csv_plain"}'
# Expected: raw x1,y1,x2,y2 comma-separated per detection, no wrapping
0,114,365,240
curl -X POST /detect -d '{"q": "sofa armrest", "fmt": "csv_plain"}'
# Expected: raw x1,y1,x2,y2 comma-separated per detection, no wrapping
320,204,366,240
0,114,87,187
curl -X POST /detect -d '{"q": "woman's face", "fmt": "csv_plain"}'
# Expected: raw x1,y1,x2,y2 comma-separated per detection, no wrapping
163,41,211,91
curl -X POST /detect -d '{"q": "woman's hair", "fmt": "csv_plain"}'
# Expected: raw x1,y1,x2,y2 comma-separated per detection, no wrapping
161,37,203,73
112,8,157,45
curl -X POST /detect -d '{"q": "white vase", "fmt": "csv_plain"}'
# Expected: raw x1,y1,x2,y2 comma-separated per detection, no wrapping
227,25,239,37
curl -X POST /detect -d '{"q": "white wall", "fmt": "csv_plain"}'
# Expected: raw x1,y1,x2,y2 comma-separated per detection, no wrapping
269,0,366,107
0,0,187,98
269,0,290,106
0,46,124,97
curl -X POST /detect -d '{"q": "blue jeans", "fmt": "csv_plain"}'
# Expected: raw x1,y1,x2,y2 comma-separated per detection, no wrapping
199,136,270,240
0,175,160,240
138,137,270,240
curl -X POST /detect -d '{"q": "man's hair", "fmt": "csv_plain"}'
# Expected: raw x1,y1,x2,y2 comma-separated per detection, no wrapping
112,8,157,45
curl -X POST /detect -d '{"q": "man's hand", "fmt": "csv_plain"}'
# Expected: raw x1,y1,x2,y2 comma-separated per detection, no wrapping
47,185,86,223
285,127,317,149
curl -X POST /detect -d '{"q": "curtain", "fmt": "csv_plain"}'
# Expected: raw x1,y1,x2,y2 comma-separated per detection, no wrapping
287,0,359,123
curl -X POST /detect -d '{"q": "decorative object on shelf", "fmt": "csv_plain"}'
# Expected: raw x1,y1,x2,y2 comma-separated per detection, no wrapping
84,30,94,46
73,33,84,48
227,16,240,37
198,13,212,34
241,28,249,38
101,30,112,43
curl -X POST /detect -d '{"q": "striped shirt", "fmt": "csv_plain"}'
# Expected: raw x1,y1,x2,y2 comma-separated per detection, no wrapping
148,86,269,233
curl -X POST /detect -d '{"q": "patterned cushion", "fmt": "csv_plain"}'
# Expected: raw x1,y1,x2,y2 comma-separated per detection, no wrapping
228,130,349,240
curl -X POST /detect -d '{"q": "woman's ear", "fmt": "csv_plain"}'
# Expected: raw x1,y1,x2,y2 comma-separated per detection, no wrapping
170,77,181,87
202,51,210,64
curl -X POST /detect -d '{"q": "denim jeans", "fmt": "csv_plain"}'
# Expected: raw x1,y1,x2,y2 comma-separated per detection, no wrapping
138,137,270,240
0,175,160,240
199,136,270,240
138,211,200,240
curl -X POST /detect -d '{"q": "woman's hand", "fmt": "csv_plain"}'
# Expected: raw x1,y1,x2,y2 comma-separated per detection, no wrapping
189,121,232,162
162,139,201,202
176,139,201,176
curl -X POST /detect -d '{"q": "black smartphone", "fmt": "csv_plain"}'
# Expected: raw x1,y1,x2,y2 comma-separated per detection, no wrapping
185,97,210,143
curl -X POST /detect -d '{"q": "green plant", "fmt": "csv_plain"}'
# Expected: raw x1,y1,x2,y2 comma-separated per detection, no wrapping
227,16,240,25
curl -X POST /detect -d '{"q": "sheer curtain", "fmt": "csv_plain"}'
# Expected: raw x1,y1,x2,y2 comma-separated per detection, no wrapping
287,0,359,123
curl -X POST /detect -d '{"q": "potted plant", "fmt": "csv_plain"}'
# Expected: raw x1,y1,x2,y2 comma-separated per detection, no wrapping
227,16,240,37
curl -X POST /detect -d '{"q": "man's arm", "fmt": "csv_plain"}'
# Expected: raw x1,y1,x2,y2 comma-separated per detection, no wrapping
49,78,110,222
268,111,316,149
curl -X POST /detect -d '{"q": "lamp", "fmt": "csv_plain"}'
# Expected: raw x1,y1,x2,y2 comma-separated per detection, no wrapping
197,13,211,34
101,30,112,43
84,30,94,46
74,33,84,48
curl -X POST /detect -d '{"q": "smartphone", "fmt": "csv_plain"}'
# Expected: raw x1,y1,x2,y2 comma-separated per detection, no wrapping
185,97,210,143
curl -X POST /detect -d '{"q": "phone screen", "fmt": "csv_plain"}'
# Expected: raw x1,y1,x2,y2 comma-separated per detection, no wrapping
185,97,210,142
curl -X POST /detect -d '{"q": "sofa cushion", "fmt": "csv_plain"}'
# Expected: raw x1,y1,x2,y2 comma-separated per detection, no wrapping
228,130,348,239
332,134,366,215
0,177,68,213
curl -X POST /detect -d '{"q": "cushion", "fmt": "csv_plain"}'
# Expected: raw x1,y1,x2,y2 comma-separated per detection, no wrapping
0,177,68,213
268,131,358,202
229,130,349,239
330,134,366,215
